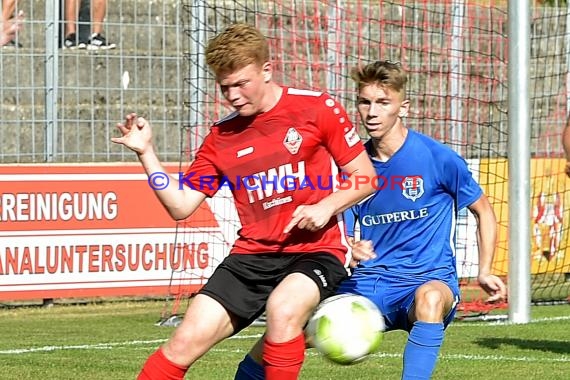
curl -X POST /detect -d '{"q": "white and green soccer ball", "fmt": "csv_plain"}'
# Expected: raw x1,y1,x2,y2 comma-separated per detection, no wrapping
305,294,385,365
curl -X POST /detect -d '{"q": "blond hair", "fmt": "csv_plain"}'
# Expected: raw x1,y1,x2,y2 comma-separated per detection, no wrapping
205,23,269,76
351,61,407,99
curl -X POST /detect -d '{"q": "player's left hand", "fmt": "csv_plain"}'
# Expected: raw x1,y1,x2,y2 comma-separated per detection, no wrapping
349,240,376,268
111,113,153,155
477,273,507,303
284,204,334,233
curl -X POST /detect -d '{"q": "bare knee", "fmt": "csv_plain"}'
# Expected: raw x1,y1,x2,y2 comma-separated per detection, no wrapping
166,327,197,356
264,274,320,342
162,295,235,366
266,295,301,328
413,288,447,322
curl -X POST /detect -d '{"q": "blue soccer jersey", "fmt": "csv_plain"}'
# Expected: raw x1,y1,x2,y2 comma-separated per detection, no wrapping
345,129,482,281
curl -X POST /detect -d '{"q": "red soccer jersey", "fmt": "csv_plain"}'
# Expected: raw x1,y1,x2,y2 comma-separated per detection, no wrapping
183,87,364,263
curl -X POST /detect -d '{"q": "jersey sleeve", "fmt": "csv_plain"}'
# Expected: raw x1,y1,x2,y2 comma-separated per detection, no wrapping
316,93,364,167
441,150,483,210
182,132,223,198
343,204,359,238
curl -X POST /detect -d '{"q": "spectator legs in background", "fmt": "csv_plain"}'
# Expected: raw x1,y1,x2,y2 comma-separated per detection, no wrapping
1,0,23,48
63,0,86,48
88,0,115,49
63,0,115,50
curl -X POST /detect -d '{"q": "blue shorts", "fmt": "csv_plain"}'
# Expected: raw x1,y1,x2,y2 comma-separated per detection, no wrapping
337,270,460,332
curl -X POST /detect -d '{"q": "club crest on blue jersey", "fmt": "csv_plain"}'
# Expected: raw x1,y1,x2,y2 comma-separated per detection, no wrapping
283,127,303,154
402,176,424,202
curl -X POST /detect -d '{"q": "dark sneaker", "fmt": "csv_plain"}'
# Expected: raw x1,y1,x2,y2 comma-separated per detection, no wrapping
87,33,116,50
63,33,86,49
2,39,23,48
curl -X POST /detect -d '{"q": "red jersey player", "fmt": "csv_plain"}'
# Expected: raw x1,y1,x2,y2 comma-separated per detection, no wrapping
112,23,376,380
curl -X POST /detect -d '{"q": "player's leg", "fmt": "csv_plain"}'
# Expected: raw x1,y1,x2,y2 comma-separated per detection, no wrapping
235,336,265,380
235,253,349,380
138,294,238,380
262,253,347,380
402,280,458,380
262,272,319,380
139,254,269,380
234,280,312,380
233,270,383,380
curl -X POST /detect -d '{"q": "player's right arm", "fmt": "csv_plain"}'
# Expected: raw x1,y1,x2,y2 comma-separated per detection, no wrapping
563,114,570,177
467,193,507,303
112,113,207,220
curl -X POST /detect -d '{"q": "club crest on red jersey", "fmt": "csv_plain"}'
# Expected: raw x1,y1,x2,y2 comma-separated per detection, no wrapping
283,127,303,154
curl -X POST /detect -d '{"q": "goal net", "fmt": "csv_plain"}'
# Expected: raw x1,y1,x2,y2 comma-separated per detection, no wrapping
162,0,570,322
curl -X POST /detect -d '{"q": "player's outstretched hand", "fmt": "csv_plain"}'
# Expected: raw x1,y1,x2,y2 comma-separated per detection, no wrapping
284,204,334,234
478,273,507,303
111,113,153,155
349,240,376,268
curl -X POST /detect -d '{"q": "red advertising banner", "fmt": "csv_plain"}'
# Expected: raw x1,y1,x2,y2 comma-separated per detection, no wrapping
0,164,229,300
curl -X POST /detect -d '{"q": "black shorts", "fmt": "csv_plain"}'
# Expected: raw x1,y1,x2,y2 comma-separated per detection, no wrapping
199,252,348,331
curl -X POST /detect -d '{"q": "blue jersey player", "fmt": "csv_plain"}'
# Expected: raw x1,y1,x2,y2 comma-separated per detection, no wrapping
234,60,507,380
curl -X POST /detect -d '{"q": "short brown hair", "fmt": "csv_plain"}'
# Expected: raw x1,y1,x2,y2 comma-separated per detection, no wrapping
205,23,270,76
351,61,407,99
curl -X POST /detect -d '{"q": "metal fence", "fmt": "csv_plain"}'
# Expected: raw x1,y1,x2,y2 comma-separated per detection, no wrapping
1,1,569,164
0,0,184,163
182,0,570,160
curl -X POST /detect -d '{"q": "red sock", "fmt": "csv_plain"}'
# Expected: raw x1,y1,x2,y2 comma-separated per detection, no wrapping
263,334,305,380
137,347,188,380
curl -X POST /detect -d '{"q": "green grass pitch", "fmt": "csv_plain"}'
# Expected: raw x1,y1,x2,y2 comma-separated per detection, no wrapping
0,300,568,379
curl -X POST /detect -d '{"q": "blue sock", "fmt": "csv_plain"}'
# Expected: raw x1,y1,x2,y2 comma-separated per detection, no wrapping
402,321,445,380
234,353,265,380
